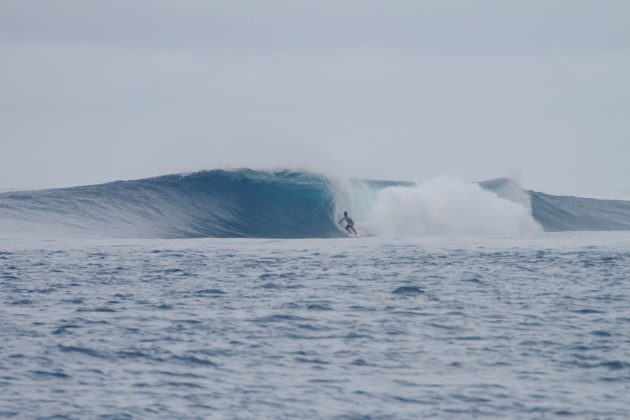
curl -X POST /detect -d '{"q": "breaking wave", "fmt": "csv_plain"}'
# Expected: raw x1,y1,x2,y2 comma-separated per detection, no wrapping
357,177,541,236
1,169,629,238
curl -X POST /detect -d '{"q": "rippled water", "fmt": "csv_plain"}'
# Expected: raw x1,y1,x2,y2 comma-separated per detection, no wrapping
1,234,629,418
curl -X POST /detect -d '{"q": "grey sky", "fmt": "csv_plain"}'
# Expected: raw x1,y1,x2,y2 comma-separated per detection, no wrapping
1,0,629,192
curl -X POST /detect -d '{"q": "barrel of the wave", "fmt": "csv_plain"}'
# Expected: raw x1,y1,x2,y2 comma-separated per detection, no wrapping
0,169,345,239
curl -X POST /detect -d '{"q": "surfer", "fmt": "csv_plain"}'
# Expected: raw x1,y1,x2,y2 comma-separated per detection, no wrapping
339,211,357,235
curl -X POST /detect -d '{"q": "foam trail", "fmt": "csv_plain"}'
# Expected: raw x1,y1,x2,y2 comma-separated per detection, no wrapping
361,177,542,236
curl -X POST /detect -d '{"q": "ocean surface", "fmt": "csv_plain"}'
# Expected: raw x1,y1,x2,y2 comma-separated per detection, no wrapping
1,169,630,418
1,233,629,418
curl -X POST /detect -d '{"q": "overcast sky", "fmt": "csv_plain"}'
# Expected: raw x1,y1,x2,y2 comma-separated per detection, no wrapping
1,0,629,192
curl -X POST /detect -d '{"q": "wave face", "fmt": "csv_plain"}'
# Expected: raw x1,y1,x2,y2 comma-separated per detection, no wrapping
529,191,630,231
0,170,340,238
1,170,630,238
479,179,630,232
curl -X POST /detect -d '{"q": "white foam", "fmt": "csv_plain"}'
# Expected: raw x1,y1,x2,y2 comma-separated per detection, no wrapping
358,176,542,236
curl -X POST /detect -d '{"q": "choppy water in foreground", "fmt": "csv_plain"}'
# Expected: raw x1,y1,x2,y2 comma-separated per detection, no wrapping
1,233,629,418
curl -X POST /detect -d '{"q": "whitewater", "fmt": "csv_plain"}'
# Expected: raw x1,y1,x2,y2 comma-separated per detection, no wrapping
1,170,629,418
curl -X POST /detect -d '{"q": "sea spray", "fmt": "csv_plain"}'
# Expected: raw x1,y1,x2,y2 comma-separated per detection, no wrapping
360,176,542,236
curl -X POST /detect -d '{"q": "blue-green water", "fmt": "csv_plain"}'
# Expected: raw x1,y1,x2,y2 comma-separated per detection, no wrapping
1,234,629,418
